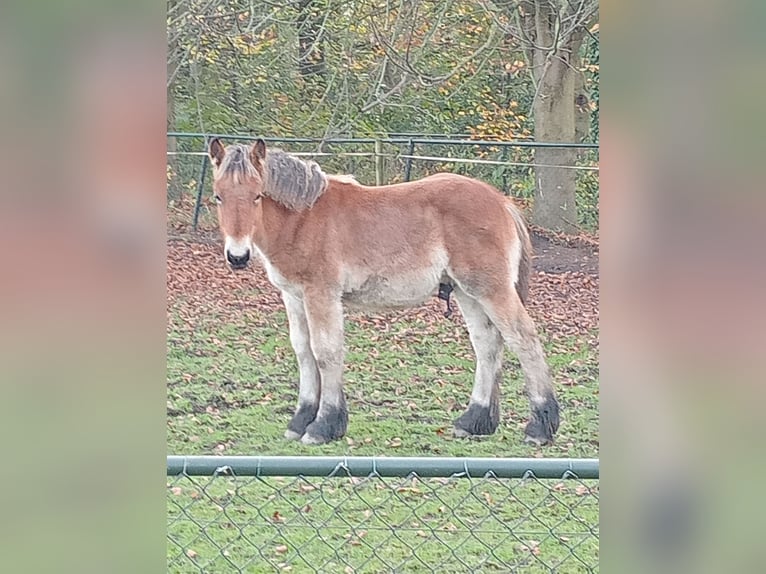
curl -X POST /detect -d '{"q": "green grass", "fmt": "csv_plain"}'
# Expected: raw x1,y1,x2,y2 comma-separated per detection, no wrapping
167,289,599,572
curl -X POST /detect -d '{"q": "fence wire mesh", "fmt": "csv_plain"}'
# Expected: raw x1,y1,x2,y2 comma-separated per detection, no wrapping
167,462,599,573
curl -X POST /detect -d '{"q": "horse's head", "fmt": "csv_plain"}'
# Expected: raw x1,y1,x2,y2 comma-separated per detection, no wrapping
208,138,267,270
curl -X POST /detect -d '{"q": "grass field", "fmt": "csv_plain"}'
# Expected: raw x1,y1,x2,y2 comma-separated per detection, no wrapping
167,308,598,459
166,244,599,573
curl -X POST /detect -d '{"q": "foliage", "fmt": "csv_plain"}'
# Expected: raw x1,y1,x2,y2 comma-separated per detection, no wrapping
169,0,597,138
583,26,600,142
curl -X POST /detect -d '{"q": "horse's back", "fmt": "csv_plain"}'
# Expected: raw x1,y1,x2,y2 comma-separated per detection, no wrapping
368,172,500,198
329,172,517,252
320,172,522,301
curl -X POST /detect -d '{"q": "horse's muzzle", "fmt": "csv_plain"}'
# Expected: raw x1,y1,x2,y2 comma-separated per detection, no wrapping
226,249,250,269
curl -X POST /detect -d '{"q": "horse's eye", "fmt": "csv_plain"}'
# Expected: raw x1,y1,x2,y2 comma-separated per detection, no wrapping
254,195,262,204
214,195,222,204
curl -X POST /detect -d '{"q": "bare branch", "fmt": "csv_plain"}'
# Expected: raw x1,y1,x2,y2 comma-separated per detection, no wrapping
359,73,410,113
369,10,501,87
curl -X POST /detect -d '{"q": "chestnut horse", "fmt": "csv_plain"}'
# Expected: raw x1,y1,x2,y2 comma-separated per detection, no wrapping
208,138,560,446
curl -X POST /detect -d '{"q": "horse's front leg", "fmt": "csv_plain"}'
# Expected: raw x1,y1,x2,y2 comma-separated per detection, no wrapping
282,292,321,441
300,290,348,445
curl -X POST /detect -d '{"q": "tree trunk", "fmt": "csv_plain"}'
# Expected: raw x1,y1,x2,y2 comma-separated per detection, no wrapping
532,55,578,233
502,0,594,232
526,0,586,233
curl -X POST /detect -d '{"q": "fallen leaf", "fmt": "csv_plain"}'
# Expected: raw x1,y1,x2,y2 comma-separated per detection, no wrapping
521,541,541,556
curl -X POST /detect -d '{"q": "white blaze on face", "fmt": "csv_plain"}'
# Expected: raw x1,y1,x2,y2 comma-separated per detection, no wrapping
224,235,252,260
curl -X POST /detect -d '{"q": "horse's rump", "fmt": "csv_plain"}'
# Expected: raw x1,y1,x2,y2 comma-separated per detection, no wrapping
505,199,532,305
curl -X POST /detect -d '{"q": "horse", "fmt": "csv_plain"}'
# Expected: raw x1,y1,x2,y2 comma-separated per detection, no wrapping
207,138,560,446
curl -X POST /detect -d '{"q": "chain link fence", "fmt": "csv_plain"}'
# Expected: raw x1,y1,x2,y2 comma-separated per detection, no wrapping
167,456,599,573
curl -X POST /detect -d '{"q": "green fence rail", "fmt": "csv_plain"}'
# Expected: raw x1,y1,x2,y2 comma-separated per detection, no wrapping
167,456,599,573
168,132,599,149
168,455,599,479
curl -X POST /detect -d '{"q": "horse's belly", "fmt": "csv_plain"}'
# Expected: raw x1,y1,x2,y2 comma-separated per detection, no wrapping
342,274,440,310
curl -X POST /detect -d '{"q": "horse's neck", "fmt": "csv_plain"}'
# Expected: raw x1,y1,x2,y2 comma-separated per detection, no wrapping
252,196,295,262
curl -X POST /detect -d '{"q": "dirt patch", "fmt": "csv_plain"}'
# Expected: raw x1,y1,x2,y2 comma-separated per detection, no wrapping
167,230,599,347
531,230,599,275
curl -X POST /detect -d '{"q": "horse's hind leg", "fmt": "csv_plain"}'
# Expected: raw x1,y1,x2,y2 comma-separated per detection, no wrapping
282,292,320,440
478,289,560,446
452,289,504,437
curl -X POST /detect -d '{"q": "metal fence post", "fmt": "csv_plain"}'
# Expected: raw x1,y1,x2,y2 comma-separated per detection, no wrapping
374,139,383,186
404,138,414,181
501,146,509,193
192,153,209,232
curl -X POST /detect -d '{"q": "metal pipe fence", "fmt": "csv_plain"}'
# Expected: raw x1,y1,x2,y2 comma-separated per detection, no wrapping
167,132,600,148
166,132,600,233
167,455,599,573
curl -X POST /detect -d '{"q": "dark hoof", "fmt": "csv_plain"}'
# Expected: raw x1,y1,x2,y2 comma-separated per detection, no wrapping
524,394,560,446
286,402,319,439
453,401,499,438
301,403,348,445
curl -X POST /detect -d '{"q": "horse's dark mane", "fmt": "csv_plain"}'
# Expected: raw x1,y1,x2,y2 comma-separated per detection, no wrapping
219,145,329,210
263,150,329,210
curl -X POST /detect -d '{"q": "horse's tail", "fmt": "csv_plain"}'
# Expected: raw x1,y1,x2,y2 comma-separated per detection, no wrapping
506,199,533,306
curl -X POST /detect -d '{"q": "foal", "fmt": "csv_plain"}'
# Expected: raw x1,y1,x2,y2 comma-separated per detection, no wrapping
208,138,560,446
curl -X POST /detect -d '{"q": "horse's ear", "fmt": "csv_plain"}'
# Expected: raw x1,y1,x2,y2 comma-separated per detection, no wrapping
251,139,266,163
209,138,225,167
